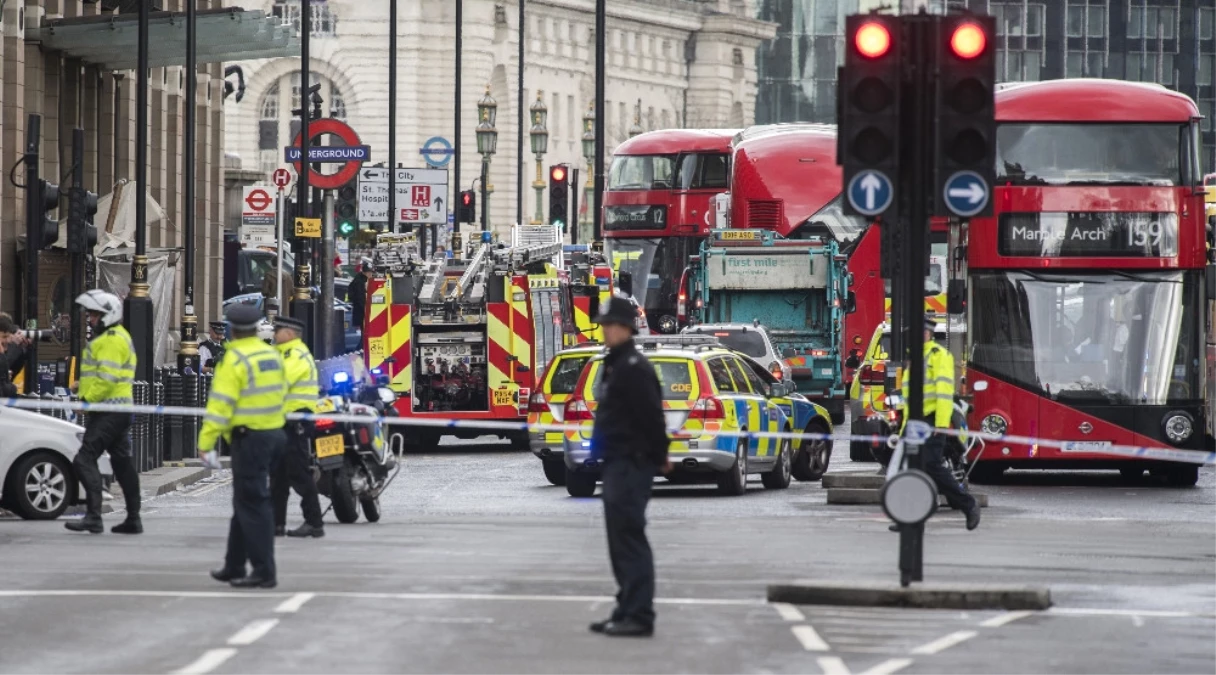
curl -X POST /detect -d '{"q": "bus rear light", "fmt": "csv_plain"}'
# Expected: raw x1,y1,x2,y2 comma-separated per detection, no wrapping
564,398,594,422
689,397,726,420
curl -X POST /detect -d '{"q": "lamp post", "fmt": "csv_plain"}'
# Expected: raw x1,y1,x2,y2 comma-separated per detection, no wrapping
476,86,499,234
581,102,596,244
529,91,548,225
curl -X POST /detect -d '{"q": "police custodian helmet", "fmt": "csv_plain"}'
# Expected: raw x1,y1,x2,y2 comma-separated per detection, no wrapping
596,295,639,334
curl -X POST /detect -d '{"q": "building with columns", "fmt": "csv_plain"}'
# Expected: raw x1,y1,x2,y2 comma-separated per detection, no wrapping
0,0,281,362
223,0,776,241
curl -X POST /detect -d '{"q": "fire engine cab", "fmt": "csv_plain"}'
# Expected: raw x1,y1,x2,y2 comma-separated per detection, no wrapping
360,228,604,450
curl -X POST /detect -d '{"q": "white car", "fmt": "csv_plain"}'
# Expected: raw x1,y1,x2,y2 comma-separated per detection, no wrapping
0,406,109,520
683,323,792,382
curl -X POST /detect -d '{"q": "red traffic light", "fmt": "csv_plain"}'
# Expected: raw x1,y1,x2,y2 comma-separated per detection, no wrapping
950,22,987,59
461,191,473,206
550,165,568,183
855,22,891,59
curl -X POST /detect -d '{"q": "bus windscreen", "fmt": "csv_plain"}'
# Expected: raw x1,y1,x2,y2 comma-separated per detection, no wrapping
996,123,1185,186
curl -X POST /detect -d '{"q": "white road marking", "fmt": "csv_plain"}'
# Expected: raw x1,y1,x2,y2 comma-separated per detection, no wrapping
910,630,977,655
792,625,830,652
859,658,913,675
275,592,315,613
226,618,280,646
817,656,851,675
171,648,237,675
1048,607,1200,618
773,602,806,622
980,610,1035,627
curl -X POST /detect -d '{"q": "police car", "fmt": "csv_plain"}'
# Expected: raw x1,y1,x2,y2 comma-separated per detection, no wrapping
527,344,604,486
560,336,834,497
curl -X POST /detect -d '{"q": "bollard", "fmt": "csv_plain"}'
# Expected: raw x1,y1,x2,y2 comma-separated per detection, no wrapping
183,371,200,458
152,380,165,469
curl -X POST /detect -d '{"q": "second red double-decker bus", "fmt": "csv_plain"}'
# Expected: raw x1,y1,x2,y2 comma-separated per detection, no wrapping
603,129,738,333
962,79,1210,486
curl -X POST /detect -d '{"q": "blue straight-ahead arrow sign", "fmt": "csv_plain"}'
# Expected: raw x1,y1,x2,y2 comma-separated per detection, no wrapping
284,145,371,163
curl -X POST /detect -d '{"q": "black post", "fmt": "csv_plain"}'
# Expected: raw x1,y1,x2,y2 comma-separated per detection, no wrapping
389,0,398,234
70,128,85,364
179,0,199,372
593,0,606,243
570,166,580,245
293,0,316,348
517,0,525,229
480,162,489,233
125,0,154,382
23,115,41,394
454,0,462,237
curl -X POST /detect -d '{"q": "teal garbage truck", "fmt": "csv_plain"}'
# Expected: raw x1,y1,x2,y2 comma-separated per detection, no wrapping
684,229,853,424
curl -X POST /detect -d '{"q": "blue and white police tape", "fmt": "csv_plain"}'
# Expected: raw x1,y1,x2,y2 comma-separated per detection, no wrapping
2,397,1212,466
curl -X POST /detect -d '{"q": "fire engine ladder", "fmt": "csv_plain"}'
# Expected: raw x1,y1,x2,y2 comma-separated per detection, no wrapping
417,257,450,303
495,241,564,271
449,243,492,303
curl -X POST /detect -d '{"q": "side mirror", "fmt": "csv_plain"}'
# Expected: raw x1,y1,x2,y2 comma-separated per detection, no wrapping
845,291,857,314
948,279,967,314
618,271,634,297
845,352,861,370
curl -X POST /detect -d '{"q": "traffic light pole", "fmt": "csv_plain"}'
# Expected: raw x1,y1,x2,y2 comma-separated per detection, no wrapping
125,0,154,382
69,129,86,366
570,167,580,245
293,0,316,351
592,0,605,244
23,115,41,395
453,0,462,238
179,0,199,373
318,191,335,360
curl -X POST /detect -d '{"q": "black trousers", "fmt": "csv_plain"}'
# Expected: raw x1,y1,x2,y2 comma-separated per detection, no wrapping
272,421,323,528
73,412,141,520
601,458,657,627
922,434,977,512
225,428,286,579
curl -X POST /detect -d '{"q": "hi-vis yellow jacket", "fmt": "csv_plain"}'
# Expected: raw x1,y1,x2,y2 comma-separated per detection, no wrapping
277,337,319,414
78,325,137,404
900,340,955,429
198,336,287,452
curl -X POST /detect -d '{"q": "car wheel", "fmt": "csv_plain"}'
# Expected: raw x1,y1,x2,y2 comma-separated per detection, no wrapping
792,421,832,482
510,434,531,451
7,452,73,520
542,459,567,486
566,469,597,497
761,437,792,490
717,438,747,496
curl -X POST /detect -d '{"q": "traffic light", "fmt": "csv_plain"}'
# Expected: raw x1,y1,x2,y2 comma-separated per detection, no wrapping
36,179,60,250
336,179,358,237
933,15,996,218
66,185,98,254
457,189,476,224
839,14,901,218
548,164,570,231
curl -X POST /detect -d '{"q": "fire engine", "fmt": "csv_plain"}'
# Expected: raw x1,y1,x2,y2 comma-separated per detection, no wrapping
360,228,601,449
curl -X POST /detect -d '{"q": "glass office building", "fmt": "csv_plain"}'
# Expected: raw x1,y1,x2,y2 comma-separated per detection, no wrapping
755,0,1216,170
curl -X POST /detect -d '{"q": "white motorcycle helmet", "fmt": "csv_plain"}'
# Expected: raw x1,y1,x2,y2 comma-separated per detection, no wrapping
256,318,275,343
75,289,123,328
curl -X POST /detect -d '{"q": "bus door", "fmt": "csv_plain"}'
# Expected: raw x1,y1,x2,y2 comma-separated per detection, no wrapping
673,152,730,234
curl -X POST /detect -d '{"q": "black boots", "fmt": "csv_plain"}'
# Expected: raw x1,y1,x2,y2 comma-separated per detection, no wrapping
111,518,143,534
286,523,325,538
64,517,104,534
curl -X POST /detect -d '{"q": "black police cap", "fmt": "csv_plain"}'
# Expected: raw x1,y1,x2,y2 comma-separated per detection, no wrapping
273,316,306,333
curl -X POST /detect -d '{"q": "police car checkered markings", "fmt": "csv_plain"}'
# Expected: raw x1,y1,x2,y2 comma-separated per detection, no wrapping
1,398,1211,466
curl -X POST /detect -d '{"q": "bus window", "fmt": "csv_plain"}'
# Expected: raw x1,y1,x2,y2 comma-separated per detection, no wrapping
675,153,730,190
609,155,676,191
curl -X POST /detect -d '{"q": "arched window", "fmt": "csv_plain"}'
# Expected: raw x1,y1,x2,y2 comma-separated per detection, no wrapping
255,72,347,174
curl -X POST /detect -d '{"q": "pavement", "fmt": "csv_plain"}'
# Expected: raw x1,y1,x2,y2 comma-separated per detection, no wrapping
0,436,1212,674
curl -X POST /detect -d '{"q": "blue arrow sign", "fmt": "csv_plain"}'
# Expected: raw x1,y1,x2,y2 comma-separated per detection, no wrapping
284,145,371,163
942,170,989,217
419,136,454,167
846,170,894,216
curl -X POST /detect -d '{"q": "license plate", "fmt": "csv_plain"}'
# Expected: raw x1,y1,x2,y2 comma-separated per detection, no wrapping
493,389,515,407
315,434,345,459
1060,440,1112,453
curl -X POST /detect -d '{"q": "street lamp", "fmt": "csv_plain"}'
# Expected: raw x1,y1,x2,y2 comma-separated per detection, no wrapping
529,91,549,225
581,101,596,242
476,86,499,233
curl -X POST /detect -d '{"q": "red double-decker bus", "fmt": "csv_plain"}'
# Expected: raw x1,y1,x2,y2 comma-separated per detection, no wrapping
962,79,1210,486
603,129,738,333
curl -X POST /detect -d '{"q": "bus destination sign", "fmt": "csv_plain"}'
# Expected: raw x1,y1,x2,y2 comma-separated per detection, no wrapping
605,205,667,231
998,212,1179,258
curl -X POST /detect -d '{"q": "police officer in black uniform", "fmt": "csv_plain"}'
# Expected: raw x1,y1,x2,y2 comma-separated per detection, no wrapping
197,321,227,373
588,296,671,638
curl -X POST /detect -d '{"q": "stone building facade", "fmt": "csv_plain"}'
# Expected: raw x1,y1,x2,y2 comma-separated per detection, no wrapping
224,0,776,239
0,0,232,344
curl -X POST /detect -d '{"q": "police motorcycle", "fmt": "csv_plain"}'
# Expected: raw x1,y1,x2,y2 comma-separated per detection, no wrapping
885,392,980,484
311,369,402,523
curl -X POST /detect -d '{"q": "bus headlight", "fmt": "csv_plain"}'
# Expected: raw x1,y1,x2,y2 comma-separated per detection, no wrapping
980,414,1008,436
1162,412,1193,445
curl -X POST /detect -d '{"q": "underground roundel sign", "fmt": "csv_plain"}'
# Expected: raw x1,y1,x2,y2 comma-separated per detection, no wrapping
288,118,368,190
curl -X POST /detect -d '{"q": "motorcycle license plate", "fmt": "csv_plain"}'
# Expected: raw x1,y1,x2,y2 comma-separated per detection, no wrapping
315,434,344,459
